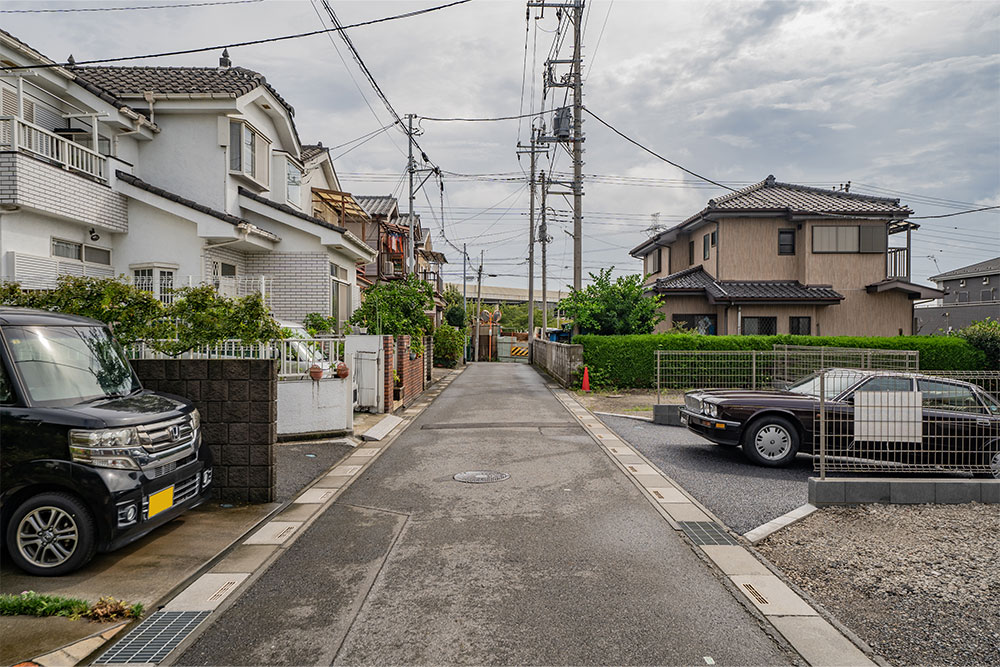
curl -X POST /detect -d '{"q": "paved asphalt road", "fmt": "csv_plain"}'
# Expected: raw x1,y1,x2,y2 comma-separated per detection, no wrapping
178,364,795,666
597,416,813,535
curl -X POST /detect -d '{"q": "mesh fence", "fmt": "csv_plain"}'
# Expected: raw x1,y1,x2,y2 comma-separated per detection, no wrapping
814,369,1000,478
655,345,920,399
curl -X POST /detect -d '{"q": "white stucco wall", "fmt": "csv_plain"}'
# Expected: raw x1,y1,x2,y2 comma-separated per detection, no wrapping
113,201,205,278
276,377,352,436
135,114,228,211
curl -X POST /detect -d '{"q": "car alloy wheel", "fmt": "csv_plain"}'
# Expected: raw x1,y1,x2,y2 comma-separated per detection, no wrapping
754,424,792,461
991,449,1000,479
16,506,80,569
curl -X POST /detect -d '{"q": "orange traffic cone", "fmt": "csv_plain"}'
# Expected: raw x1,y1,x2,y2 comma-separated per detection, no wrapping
582,366,591,392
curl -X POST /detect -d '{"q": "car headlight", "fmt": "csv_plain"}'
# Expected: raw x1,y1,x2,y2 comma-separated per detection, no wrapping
190,409,201,431
705,402,719,418
69,427,142,470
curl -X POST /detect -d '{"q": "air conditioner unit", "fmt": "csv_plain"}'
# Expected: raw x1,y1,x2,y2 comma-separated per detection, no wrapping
382,261,395,276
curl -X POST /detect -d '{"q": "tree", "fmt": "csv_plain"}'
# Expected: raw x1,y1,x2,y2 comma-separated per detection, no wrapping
432,324,464,368
558,268,664,336
350,274,434,351
952,317,1000,369
492,301,557,332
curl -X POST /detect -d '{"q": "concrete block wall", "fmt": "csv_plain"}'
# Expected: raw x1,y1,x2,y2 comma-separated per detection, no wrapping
532,338,584,387
0,152,127,232
131,359,278,504
245,251,329,323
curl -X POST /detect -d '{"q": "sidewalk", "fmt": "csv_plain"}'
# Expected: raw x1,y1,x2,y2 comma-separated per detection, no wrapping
176,363,796,665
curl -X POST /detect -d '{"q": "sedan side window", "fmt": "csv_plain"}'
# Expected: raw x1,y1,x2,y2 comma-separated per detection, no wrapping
856,376,914,393
0,360,14,405
916,379,984,414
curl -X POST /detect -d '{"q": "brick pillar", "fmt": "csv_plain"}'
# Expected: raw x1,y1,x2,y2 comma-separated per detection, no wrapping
382,335,395,413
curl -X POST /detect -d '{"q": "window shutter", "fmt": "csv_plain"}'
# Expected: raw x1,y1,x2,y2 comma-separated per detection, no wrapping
837,226,859,252
1,86,17,116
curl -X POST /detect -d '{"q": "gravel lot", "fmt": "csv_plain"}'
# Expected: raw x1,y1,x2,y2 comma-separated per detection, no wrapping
598,415,813,534
757,504,1000,666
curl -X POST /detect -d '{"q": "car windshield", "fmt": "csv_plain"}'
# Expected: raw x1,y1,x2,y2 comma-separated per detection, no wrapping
787,370,866,400
3,325,140,406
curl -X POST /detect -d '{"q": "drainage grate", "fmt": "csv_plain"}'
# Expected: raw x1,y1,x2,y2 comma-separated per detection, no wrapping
742,583,770,605
678,521,739,546
207,580,239,602
454,471,510,484
95,610,210,664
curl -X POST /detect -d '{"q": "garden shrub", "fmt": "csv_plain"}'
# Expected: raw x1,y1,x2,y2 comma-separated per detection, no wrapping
573,333,988,388
432,324,464,368
952,318,1000,370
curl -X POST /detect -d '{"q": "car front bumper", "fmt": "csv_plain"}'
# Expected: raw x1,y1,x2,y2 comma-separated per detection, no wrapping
679,408,743,446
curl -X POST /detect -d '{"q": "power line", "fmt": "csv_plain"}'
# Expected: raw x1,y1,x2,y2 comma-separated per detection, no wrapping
0,0,261,13
911,206,999,219
1,0,473,71
417,110,550,122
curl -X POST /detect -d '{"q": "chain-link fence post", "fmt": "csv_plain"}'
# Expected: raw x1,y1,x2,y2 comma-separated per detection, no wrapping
819,369,826,480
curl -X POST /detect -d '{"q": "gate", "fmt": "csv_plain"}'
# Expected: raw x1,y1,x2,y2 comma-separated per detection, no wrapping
354,350,382,413
497,336,530,364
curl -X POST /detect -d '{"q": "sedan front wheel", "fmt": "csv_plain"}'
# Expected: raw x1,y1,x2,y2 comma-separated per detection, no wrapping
743,416,800,467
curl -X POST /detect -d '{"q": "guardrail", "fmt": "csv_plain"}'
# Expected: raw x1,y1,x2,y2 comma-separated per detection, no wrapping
814,368,999,479
126,338,345,380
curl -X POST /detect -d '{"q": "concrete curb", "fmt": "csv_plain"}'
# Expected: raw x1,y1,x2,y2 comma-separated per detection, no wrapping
743,504,818,543
551,384,880,667
809,477,1000,505
82,369,465,667
592,410,654,423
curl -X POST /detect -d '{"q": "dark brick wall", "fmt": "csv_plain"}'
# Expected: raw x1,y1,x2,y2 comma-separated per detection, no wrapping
396,336,425,407
130,359,278,504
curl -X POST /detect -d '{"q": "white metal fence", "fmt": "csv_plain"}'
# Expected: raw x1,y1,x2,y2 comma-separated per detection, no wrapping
126,338,345,380
814,369,1000,478
129,275,271,305
655,345,920,400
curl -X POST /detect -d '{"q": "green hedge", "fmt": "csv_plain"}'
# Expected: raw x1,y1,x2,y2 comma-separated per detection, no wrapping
572,334,988,388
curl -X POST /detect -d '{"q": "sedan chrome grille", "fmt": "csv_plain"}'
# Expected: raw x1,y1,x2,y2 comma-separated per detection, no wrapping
685,395,702,412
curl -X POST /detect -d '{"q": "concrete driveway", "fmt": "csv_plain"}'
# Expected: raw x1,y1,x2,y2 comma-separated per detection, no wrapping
178,363,796,666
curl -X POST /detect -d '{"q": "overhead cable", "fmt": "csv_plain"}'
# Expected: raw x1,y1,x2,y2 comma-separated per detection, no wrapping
0,0,260,13
0,0,473,71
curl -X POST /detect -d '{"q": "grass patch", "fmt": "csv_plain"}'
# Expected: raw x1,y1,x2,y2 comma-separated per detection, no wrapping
0,591,143,621
0,591,89,619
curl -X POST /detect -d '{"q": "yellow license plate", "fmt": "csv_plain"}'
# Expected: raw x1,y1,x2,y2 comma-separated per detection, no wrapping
148,486,174,518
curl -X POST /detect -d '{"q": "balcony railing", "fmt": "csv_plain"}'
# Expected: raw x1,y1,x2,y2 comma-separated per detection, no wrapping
0,116,107,182
130,275,272,305
887,247,909,281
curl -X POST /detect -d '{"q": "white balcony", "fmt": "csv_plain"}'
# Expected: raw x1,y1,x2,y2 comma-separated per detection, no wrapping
1,116,107,182
129,274,272,305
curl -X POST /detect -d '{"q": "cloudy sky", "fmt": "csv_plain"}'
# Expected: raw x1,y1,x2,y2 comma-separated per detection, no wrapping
5,0,998,290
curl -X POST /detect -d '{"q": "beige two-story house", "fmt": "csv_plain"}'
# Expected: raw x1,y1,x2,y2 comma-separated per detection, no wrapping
629,176,943,336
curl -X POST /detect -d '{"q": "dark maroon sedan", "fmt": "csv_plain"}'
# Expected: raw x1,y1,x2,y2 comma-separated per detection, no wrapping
680,369,1000,477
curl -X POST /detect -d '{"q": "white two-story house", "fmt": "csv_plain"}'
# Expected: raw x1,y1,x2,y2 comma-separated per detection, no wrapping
1,30,376,329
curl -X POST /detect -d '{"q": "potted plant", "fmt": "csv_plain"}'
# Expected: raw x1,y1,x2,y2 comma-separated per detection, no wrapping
392,370,403,401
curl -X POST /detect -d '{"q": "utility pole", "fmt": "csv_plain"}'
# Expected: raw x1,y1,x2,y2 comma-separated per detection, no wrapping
516,128,547,356
540,170,548,339
462,243,468,363
529,0,585,333
406,113,415,275
474,251,484,362
571,0,583,303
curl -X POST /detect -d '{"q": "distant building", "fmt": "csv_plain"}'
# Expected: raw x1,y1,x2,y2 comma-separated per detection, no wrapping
915,256,1000,334
629,176,943,336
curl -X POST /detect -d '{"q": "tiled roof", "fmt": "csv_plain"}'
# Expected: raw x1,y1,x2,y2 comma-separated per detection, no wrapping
651,267,843,303
238,187,346,233
116,171,279,241
73,65,295,117
708,175,911,215
356,195,399,218
300,144,327,162
928,255,1000,282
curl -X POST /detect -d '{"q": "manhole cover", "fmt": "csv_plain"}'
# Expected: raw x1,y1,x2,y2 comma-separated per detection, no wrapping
454,471,510,484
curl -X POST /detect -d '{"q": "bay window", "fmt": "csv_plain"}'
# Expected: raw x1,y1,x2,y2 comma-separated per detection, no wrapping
229,119,270,185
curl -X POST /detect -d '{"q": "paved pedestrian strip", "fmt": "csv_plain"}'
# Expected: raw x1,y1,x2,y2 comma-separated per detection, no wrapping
100,365,872,666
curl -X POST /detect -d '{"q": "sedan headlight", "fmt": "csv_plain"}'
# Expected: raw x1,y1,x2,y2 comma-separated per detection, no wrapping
69,427,142,470
705,402,719,418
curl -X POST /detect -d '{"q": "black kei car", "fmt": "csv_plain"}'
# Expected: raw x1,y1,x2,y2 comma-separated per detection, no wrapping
680,369,1000,477
1,308,212,576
